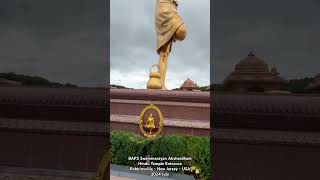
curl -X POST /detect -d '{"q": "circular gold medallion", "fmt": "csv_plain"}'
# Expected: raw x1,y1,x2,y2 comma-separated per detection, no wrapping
139,104,164,139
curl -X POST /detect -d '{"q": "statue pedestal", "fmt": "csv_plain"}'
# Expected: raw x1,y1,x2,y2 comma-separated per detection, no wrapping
110,89,210,136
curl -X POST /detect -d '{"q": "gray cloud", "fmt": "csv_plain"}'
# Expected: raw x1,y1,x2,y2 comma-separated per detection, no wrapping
212,0,320,83
110,0,210,89
0,0,108,87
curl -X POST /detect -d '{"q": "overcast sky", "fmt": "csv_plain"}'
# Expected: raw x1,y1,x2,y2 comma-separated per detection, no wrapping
1,1,319,87
110,0,210,89
212,0,320,83
0,0,108,87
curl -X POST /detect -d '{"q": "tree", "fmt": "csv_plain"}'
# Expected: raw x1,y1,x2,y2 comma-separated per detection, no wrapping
0,72,77,87
282,77,314,93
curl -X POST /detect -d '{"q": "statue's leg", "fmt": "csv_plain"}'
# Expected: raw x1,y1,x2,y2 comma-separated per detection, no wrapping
173,24,187,41
158,41,172,90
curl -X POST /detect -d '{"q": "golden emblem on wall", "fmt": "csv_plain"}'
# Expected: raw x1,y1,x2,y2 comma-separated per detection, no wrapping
139,104,164,139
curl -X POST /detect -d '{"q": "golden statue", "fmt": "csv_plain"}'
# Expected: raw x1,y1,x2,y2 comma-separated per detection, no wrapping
145,113,156,134
93,149,109,180
147,0,187,90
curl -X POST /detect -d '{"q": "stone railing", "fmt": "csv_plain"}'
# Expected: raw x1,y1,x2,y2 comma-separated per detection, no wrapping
213,92,320,131
0,86,108,177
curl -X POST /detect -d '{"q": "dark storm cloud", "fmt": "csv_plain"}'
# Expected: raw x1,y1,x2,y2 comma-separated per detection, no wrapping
212,0,320,83
0,0,108,87
110,0,210,89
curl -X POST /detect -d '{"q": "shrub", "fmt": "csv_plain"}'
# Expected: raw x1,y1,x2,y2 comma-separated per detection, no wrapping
110,131,147,166
110,131,209,179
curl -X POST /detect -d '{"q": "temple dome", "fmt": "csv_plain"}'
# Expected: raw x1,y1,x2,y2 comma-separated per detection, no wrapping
270,66,279,76
180,78,199,91
223,52,285,92
234,51,269,73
